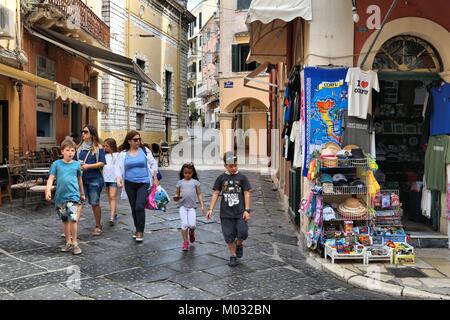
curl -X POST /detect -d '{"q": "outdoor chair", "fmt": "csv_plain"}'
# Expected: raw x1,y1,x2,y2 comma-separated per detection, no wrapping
24,162,54,208
0,165,12,206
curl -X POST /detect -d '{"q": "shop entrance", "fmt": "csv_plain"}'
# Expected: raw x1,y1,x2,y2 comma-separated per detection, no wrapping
0,101,8,164
372,35,444,236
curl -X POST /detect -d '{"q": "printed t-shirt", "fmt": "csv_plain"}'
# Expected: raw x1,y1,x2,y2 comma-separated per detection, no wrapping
213,172,252,219
342,114,373,154
345,67,380,119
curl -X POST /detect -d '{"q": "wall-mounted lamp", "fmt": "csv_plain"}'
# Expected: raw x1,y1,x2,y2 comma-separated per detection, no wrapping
352,0,360,23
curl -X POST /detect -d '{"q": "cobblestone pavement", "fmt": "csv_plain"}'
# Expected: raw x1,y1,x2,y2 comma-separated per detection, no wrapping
0,169,397,300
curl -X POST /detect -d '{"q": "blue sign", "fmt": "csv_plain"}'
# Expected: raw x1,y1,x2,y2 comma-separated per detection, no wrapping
224,81,234,88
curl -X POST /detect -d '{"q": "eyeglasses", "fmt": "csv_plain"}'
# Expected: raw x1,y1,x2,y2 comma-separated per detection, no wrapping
132,138,142,142
81,130,89,134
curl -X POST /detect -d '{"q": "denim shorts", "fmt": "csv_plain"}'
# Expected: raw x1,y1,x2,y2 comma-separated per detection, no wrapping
56,202,80,222
220,217,248,244
105,182,117,188
83,177,104,206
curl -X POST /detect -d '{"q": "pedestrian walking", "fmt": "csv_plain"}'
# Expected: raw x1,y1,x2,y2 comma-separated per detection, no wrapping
75,125,106,236
207,152,252,267
45,139,85,255
104,138,119,226
173,162,205,251
115,131,159,242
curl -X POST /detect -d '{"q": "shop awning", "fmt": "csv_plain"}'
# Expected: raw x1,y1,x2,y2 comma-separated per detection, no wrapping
245,0,312,64
27,26,163,96
0,63,108,111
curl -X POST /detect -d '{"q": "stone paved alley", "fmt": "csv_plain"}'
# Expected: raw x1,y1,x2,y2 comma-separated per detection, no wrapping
0,169,395,300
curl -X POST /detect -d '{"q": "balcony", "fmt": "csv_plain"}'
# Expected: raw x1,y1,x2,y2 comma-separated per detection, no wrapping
24,0,110,48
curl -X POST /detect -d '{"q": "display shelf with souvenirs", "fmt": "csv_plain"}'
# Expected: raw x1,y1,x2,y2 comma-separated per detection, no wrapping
302,142,382,264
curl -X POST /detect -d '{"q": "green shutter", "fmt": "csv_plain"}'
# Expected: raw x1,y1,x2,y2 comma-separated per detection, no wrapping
232,45,239,72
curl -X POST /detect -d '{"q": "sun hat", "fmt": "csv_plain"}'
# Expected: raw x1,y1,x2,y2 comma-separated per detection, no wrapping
337,197,368,219
343,144,359,151
324,142,341,153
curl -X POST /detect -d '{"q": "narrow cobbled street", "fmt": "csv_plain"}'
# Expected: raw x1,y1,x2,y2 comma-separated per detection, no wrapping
0,168,397,300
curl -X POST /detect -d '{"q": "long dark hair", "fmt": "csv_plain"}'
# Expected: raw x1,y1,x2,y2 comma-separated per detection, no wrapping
79,124,102,153
179,163,199,181
119,130,146,152
104,138,118,153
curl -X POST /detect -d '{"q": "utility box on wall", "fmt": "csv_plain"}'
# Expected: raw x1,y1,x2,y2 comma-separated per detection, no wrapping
0,0,15,39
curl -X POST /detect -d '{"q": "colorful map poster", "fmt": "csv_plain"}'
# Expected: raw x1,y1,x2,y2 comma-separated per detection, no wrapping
303,67,348,176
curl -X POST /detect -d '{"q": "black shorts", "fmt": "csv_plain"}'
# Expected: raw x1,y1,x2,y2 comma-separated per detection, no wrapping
220,217,248,244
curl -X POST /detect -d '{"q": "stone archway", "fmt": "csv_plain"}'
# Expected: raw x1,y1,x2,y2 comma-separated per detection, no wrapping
357,17,450,81
220,97,269,162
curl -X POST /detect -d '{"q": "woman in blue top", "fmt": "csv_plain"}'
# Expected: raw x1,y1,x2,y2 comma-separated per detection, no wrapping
115,130,158,242
76,125,106,236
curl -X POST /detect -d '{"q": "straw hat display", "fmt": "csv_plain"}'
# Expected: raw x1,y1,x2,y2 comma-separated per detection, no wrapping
343,144,359,151
320,143,340,168
337,197,368,219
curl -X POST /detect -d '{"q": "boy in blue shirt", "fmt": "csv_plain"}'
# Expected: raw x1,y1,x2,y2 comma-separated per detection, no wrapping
45,139,86,255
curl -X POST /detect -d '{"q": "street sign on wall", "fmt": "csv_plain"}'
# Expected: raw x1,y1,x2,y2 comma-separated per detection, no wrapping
224,81,234,88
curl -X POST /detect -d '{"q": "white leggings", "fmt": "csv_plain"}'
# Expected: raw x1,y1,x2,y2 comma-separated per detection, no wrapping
180,206,196,230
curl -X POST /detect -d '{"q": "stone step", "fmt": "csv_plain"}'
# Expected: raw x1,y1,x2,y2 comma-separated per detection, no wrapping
408,233,449,248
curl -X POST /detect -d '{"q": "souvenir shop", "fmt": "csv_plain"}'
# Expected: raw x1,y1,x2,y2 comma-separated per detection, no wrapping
281,59,450,264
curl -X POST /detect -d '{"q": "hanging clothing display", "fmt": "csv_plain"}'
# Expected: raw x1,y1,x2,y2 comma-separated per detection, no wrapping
424,135,450,193
345,67,379,120
290,121,303,168
303,67,348,176
341,114,373,155
430,83,450,136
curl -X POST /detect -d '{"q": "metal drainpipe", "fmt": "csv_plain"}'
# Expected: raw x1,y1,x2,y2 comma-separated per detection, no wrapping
360,0,399,68
126,0,131,131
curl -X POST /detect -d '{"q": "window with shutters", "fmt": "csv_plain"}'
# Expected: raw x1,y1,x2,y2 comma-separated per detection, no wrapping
231,44,257,72
136,59,146,107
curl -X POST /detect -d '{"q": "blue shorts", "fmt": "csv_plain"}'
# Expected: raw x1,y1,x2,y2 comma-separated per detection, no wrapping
83,177,104,206
105,182,117,188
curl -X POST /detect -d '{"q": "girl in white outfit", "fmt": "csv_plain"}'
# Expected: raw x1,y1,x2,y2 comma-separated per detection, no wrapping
103,138,119,225
174,163,205,251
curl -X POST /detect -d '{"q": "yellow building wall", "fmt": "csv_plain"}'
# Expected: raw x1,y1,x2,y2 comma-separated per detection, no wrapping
0,76,20,161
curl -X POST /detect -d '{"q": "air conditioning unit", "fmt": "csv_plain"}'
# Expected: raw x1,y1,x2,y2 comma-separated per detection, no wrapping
0,2,15,39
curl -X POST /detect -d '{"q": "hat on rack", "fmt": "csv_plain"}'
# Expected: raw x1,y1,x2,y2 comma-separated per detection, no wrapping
349,179,365,188
343,145,359,151
320,174,333,184
337,198,368,219
336,149,351,158
324,142,341,153
323,206,336,221
332,173,347,186
320,146,339,168
350,148,365,159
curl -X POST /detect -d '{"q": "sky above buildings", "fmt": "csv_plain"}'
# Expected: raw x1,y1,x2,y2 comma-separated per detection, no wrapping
188,0,202,11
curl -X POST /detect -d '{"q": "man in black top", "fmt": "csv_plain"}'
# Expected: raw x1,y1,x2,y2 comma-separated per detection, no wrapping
207,152,252,267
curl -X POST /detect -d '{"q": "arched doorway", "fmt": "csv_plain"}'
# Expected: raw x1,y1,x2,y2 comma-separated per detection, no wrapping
371,35,445,235
220,97,269,164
